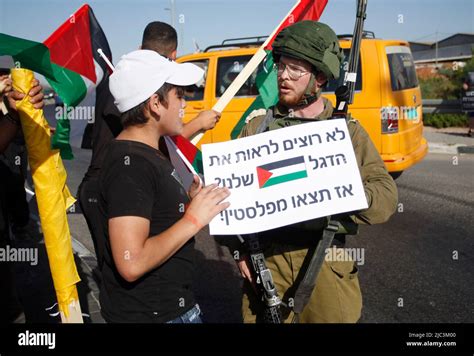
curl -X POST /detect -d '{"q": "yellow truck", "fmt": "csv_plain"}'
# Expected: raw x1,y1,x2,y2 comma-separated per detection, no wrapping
177,34,428,176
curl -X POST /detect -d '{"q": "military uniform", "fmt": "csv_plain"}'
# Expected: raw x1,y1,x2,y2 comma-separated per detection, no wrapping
238,97,398,323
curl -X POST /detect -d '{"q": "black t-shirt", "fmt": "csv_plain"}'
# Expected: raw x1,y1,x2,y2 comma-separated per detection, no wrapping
98,139,196,323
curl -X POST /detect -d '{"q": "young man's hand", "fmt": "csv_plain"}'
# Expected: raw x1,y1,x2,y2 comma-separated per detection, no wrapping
188,175,203,199
185,183,230,228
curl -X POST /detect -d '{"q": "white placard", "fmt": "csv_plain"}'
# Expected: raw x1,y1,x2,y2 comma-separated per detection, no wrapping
202,119,368,235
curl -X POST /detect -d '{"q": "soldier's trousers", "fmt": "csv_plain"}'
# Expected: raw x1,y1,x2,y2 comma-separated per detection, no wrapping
242,243,363,323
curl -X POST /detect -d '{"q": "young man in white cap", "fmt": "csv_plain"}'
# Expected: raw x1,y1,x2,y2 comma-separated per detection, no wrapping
78,22,220,275
98,50,230,323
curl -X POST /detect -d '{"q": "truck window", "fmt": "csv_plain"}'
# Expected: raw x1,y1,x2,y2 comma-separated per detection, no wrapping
324,49,362,92
216,56,262,97
386,46,418,91
183,60,208,101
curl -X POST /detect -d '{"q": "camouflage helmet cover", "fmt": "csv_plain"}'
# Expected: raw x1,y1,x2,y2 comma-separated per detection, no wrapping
272,21,344,80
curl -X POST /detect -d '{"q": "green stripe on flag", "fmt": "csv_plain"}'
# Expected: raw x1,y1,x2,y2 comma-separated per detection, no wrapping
263,170,308,188
192,149,204,176
0,34,56,79
48,64,87,107
0,33,88,159
49,64,87,160
231,50,278,139
0,33,87,106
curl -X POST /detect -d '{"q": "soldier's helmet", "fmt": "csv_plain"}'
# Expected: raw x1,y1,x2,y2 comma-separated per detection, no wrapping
272,21,344,80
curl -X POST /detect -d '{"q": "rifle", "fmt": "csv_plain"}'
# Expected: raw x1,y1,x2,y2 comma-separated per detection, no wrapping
240,234,282,323
291,0,368,323
334,0,367,117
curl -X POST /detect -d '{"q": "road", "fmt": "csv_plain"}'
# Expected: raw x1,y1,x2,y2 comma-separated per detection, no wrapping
64,149,474,323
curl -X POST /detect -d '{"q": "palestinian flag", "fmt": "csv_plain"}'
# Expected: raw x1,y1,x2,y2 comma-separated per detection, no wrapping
257,156,308,189
231,50,278,139
0,4,111,159
170,135,204,175
231,0,328,139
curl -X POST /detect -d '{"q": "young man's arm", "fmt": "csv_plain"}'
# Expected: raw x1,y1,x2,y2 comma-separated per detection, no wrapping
181,110,221,140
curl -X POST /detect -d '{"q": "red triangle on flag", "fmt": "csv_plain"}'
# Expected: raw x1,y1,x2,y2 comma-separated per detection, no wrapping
265,0,328,50
44,4,97,83
257,167,273,188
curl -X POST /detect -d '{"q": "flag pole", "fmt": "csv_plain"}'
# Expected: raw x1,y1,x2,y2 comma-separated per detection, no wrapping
191,0,303,145
164,136,203,185
97,48,115,71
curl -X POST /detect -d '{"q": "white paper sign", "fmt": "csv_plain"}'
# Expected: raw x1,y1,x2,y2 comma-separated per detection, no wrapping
202,119,368,235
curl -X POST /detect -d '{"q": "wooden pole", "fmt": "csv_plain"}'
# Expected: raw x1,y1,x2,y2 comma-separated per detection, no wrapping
191,0,303,145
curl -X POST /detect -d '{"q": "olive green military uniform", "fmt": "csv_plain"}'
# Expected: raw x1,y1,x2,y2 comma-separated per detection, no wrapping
239,97,398,323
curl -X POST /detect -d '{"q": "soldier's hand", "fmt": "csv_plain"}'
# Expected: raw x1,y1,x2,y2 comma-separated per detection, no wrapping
238,255,253,282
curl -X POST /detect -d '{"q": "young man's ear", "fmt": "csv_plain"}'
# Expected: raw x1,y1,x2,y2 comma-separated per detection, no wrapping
170,49,177,61
148,94,162,120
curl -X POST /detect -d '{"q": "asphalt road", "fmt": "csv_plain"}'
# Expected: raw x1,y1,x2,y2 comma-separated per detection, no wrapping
64,149,474,323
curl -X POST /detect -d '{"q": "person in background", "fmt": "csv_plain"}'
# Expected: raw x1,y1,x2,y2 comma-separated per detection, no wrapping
462,72,474,137
0,68,44,323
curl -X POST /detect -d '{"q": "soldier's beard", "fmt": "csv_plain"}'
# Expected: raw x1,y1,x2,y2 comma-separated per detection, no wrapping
279,87,322,108
278,88,305,107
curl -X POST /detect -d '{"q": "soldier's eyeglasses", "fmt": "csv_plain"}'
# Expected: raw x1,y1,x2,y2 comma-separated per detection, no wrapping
274,62,310,81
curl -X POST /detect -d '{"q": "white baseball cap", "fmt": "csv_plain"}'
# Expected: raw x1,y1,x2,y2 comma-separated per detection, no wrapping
109,49,204,113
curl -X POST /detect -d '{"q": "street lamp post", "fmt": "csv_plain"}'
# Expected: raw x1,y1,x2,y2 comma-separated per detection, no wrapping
164,0,176,28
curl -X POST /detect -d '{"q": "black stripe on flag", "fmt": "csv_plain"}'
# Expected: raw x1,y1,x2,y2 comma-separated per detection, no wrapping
89,7,112,74
259,156,305,171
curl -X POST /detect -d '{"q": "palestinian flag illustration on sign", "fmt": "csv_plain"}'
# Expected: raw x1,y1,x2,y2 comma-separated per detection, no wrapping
257,156,308,189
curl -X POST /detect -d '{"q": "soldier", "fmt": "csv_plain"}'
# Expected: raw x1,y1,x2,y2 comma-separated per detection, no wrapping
235,21,398,323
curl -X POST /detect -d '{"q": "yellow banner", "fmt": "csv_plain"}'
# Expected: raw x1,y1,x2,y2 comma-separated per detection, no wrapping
11,68,81,318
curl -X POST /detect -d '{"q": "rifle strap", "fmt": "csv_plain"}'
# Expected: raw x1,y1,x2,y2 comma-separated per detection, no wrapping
291,218,340,323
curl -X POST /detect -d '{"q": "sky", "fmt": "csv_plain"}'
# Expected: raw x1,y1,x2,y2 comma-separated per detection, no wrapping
1,0,473,62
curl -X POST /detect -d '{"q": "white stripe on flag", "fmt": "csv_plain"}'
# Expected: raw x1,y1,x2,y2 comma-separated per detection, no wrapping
269,163,306,177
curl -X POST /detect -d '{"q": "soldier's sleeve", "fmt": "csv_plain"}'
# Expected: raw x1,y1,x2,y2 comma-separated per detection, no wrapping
238,112,266,138
349,120,398,225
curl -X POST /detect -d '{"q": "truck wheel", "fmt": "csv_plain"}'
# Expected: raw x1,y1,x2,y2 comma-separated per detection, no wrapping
390,171,403,180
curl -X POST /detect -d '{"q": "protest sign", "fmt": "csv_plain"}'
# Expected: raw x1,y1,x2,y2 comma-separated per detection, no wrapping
202,119,369,235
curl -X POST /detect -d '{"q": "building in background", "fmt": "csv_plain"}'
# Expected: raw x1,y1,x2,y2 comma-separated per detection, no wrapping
410,33,474,79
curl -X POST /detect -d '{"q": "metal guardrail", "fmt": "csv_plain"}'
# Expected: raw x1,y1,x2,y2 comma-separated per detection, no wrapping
422,99,463,114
